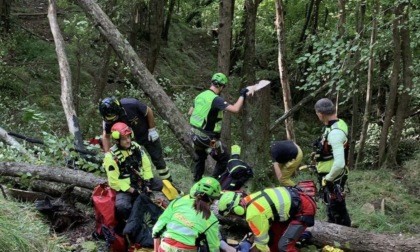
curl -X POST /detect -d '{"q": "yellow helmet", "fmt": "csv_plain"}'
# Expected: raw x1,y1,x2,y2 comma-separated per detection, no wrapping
231,145,241,155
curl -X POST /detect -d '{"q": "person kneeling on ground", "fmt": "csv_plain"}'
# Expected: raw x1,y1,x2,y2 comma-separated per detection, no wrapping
218,187,316,252
152,177,221,252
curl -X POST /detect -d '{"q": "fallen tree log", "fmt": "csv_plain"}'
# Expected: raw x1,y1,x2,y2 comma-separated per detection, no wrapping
2,176,92,204
1,162,419,251
309,220,420,252
0,162,106,190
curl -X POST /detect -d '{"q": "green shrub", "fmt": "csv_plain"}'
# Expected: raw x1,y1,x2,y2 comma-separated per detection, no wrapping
0,197,65,251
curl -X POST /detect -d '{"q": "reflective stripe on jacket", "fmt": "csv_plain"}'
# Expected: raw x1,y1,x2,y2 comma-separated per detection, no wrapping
152,197,220,252
243,187,292,252
103,142,153,192
317,119,348,174
190,90,223,133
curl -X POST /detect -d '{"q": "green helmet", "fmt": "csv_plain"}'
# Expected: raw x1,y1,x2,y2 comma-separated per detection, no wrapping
218,191,240,216
189,182,199,198
211,73,228,86
194,177,221,199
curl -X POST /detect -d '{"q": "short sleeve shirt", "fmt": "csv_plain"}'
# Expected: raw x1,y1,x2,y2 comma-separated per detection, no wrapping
103,98,149,144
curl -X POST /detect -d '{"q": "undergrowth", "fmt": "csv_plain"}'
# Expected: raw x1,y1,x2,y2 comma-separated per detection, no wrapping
0,197,65,251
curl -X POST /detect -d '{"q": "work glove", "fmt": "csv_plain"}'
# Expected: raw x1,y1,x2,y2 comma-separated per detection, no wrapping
322,177,334,191
236,240,252,252
240,88,249,99
322,177,327,187
148,128,159,142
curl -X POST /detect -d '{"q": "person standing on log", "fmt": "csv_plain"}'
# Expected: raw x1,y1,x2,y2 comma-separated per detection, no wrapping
102,122,163,230
218,187,316,252
188,73,249,182
313,98,351,227
99,97,172,181
269,140,303,187
152,177,221,252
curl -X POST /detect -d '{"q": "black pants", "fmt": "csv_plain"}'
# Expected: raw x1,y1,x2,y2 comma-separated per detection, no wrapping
115,177,163,222
191,132,230,182
318,173,351,227
140,139,171,180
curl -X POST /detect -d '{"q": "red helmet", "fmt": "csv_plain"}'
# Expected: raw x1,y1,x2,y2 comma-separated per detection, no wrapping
111,122,132,140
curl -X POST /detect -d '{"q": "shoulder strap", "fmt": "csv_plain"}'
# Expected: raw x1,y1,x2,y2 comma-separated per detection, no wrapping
202,220,218,234
196,220,218,252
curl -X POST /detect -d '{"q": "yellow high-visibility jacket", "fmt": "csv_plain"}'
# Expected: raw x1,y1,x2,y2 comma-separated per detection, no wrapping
103,142,153,192
243,187,292,252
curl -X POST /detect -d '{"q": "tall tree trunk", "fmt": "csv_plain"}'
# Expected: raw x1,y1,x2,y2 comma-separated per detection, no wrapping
297,0,314,51
48,0,84,150
74,50,81,115
146,0,165,73
93,0,117,103
376,52,391,120
219,0,234,149
74,0,194,157
384,3,413,169
337,0,345,37
129,1,144,48
355,0,377,169
348,0,366,169
274,0,295,141
301,0,322,85
378,5,401,167
93,45,113,103
0,0,11,34
162,0,176,41
334,0,345,108
241,0,269,189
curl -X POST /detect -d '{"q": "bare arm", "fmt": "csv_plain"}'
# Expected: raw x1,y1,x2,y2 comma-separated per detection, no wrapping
273,162,283,183
146,107,156,129
102,131,111,152
225,96,245,113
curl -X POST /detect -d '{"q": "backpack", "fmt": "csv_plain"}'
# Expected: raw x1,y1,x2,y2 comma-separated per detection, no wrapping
218,159,253,190
297,180,317,199
92,183,126,252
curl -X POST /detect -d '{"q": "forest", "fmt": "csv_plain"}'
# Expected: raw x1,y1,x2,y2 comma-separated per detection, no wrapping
0,0,419,251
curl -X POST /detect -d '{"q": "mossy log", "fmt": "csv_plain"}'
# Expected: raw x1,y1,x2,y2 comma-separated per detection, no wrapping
0,161,106,190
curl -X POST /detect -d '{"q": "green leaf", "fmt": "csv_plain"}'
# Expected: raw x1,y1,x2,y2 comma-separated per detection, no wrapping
80,241,97,252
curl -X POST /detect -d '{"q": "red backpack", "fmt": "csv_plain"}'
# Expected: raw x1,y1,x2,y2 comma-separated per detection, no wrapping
92,183,126,252
297,180,317,199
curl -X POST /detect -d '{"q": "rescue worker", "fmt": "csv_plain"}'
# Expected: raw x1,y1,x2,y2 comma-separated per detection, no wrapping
99,97,172,181
218,144,253,191
314,98,351,226
269,140,303,187
152,177,221,252
218,187,316,252
189,73,249,181
102,122,163,226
